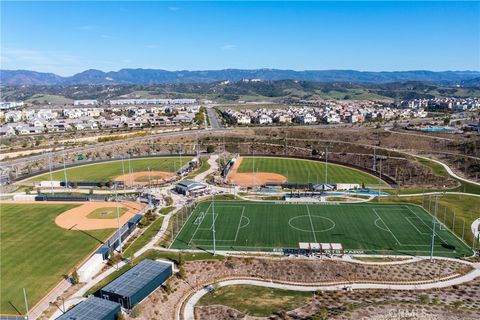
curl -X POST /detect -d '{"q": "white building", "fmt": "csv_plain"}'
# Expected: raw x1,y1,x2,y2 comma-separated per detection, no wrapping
298,113,317,124
0,101,24,110
235,114,251,124
74,100,98,106
255,114,273,125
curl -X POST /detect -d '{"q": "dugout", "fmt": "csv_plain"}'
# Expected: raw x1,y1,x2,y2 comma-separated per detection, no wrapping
99,259,173,309
296,242,344,257
55,296,120,320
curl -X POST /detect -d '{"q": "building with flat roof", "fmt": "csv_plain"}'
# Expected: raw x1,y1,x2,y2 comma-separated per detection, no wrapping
99,259,173,309
55,296,120,320
174,179,207,195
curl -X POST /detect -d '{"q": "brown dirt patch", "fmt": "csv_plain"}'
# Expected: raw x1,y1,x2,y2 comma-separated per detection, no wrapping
226,157,287,187
55,201,146,230
116,171,174,186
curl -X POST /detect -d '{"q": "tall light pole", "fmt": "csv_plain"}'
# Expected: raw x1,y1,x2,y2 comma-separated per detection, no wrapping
128,155,133,188
252,150,255,188
62,152,68,189
430,195,439,261
212,192,216,255
48,154,54,195
23,288,29,318
114,183,123,255
121,156,126,193
325,147,328,184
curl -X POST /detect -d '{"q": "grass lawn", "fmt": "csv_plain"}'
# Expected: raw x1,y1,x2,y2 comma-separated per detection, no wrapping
171,200,472,257
198,285,312,316
28,157,191,182
185,158,211,179
26,94,73,104
380,194,480,247
1,204,113,315
87,207,128,219
123,216,165,257
237,157,382,185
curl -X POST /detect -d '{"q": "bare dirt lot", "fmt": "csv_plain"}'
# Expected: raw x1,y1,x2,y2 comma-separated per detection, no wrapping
54,201,146,230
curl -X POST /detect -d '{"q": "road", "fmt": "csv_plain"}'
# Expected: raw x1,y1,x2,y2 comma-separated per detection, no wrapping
206,107,222,129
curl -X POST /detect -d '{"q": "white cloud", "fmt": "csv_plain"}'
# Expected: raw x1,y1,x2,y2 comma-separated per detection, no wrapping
168,7,180,12
222,44,237,51
122,59,131,63
1,47,81,76
145,44,160,49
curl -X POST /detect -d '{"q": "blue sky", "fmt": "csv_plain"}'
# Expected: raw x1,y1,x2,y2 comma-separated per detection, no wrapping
1,1,479,75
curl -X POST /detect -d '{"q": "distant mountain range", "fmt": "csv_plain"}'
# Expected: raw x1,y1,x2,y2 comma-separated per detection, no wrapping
1,68,480,86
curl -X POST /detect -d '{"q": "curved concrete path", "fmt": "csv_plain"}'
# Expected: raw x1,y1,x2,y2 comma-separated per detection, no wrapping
412,154,480,187
182,263,480,320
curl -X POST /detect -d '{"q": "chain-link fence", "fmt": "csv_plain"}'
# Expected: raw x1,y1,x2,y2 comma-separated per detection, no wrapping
163,201,197,248
419,194,479,250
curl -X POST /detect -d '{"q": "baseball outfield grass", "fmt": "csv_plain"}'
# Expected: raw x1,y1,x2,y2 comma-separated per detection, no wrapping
27,157,192,182
0,204,113,315
237,157,382,185
171,200,472,258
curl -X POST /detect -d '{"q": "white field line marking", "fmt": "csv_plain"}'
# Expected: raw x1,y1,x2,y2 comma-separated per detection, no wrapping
193,206,246,243
373,209,402,245
188,202,212,246
234,207,246,241
374,218,390,232
239,216,251,229
405,217,430,235
306,204,318,243
191,238,236,242
403,205,448,244
197,206,244,230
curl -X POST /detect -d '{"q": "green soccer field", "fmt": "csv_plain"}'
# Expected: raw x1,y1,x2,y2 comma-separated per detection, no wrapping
27,157,192,182
0,204,113,315
237,157,382,185
171,200,472,258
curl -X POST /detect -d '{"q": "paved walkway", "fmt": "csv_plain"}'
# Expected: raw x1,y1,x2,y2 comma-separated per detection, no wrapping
182,262,480,320
411,154,480,187
193,154,219,182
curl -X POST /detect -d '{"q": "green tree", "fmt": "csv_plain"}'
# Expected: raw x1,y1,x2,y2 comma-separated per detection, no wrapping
71,268,79,285
206,145,215,153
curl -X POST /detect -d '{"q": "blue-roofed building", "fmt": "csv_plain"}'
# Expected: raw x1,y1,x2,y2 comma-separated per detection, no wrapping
100,259,173,309
55,296,120,320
